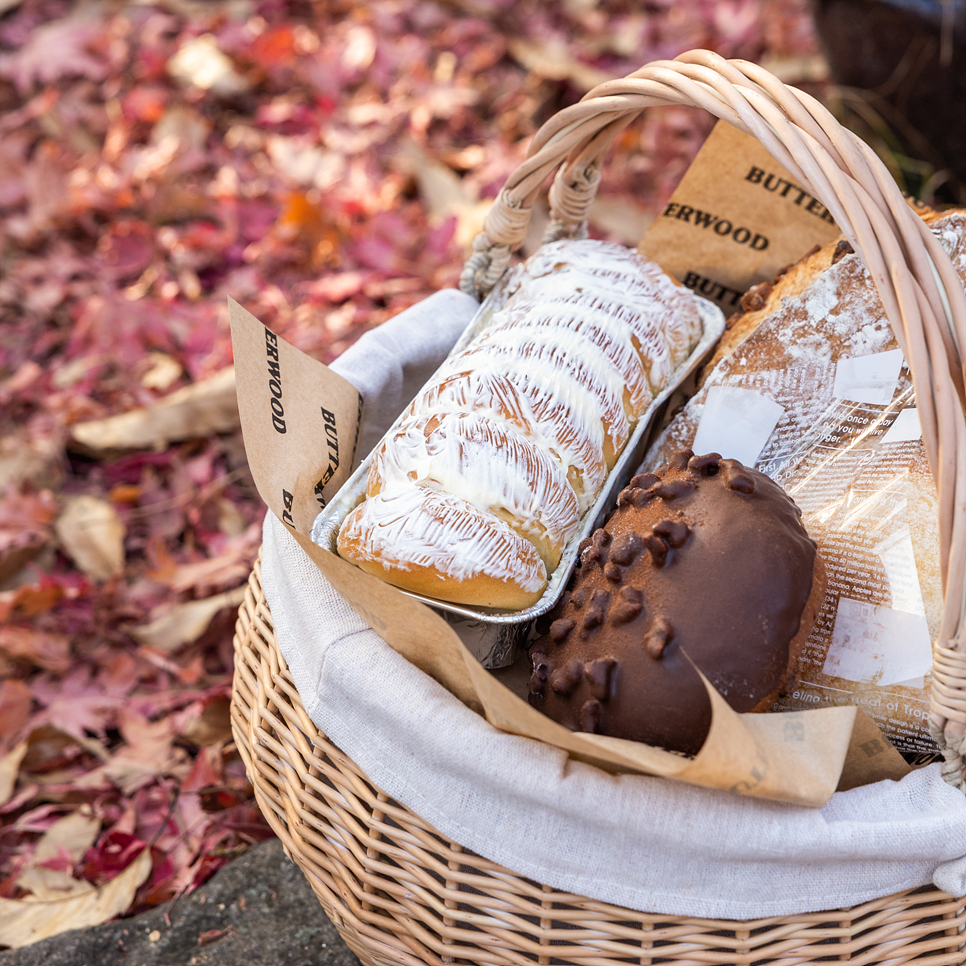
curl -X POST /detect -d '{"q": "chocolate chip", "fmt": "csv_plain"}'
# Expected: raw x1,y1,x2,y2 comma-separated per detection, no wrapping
628,472,659,491
721,459,756,493
653,479,694,500
528,652,551,699
570,587,589,609
584,658,616,700
612,600,642,623
611,586,643,624
531,651,551,679
581,545,601,565
643,533,668,567
604,562,622,582
609,531,643,565
579,699,602,733
644,617,673,659
550,660,583,696
581,589,611,630
688,452,721,476
653,519,690,548
592,528,612,548
667,450,692,471
549,619,575,643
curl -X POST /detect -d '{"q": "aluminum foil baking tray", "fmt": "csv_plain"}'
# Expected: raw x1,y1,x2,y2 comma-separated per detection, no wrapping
311,277,725,667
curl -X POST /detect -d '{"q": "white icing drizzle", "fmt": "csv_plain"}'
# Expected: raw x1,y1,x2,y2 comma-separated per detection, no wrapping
495,294,669,398
514,239,703,363
450,325,630,461
369,411,580,565
482,307,653,416
408,362,608,510
340,482,547,592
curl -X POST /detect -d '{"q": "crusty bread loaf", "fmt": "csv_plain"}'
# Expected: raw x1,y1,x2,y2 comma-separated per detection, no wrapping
643,208,966,759
337,239,705,610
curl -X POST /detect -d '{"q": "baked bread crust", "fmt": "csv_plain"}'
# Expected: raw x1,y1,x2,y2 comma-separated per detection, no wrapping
337,239,705,610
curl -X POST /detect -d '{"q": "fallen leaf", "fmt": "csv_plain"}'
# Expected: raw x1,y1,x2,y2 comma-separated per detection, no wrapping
0,846,151,947
141,353,183,391
35,810,101,865
0,742,28,807
177,696,232,748
507,37,614,92
0,681,32,752
399,140,489,249
167,34,248,95
55,495,125,581
0,627,71,673
129,586,247,652
16,867,94,901
69,368,238,452
197,926,232,946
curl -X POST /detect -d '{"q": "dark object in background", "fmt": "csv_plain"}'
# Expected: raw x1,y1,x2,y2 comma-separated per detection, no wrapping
814,0,966,203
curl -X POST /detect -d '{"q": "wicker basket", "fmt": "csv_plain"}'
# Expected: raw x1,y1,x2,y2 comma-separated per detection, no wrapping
230,50,966,965
232,558,966,965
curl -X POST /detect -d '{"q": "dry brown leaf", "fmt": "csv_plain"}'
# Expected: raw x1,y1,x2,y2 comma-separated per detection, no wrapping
54,495,125,581
128,586,247,652
140,352,183,391
34,809,101,864
0,426,65,490
0,741,27,807
507,37,613,92
399,140,489,249
0,847,151,948
70,367,238,452
16,867,95,902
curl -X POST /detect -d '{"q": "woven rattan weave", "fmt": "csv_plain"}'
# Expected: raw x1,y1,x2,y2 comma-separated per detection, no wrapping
230,50,966,966
231,558,966,965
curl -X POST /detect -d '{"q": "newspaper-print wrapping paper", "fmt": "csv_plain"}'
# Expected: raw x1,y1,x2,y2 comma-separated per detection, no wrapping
646,211,966,760
257,292,966,917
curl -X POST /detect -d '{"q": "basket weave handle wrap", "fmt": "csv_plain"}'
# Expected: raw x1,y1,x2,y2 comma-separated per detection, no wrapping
459,49,966,790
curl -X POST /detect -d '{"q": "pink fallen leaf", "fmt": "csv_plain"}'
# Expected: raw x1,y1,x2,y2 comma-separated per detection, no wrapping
0,846,151,948
0,19,108,94
197,926,232,946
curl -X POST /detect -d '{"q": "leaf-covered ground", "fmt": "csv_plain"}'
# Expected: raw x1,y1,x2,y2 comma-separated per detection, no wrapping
0,0,822,942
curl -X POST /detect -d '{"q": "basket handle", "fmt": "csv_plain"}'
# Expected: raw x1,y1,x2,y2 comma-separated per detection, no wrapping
460,49,966,790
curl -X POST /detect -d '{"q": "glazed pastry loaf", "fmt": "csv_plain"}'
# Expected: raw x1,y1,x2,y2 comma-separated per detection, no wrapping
337,239,705,609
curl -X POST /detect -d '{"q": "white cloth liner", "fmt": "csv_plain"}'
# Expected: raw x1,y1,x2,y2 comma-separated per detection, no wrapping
260,289,966,919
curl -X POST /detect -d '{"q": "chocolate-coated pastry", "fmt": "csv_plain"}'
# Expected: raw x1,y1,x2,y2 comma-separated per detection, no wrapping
527,449,825,755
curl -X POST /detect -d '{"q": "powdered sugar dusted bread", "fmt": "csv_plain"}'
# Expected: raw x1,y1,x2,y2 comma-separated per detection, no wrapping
337,239,705,609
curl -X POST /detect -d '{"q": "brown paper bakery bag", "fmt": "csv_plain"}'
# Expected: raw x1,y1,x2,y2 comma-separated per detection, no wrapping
639,122,841,315
229,295,909,807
